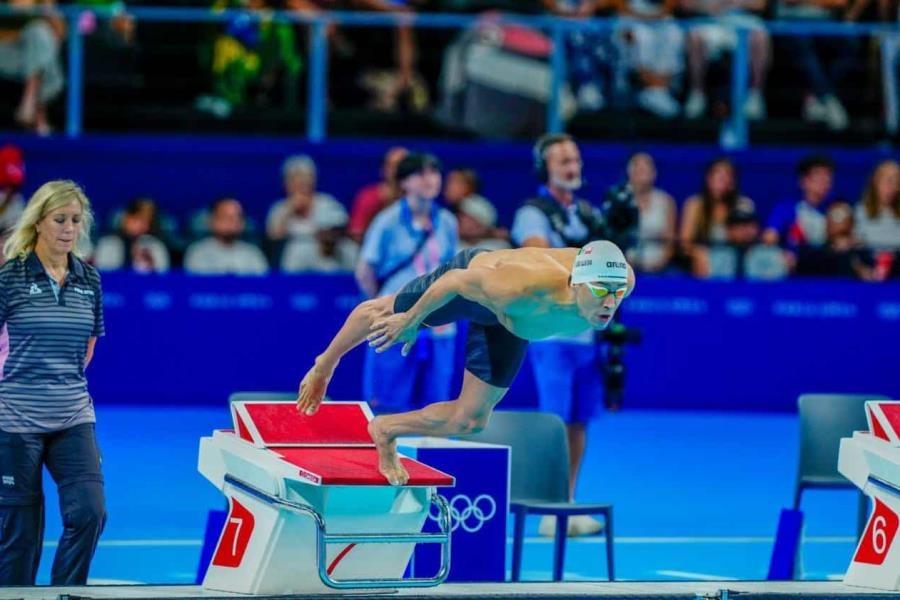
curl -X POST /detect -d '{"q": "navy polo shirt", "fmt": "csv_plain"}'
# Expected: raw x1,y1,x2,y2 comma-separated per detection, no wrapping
0,252,105,433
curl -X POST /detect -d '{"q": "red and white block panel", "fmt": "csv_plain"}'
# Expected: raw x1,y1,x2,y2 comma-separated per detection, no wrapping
839,400,900,591
198,401,454,595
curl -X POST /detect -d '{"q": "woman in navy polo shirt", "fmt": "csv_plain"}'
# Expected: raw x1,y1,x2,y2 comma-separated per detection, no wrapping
0,180,106,585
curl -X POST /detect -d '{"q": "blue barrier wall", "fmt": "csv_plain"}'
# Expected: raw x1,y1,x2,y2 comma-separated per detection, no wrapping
10,134,898,228
91,274,900,412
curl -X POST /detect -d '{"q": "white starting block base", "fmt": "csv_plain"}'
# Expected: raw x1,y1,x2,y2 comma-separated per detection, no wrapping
838,400,900,592
7,581,899,599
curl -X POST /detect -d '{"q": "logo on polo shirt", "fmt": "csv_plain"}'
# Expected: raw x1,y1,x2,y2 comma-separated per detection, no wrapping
72,287,94,296
28,283,41,295
2,476,13,486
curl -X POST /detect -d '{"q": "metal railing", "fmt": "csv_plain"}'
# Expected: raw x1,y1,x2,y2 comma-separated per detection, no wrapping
1,5,899,148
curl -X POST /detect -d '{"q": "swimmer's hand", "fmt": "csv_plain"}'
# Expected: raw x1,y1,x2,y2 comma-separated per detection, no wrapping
297,360,332,416
368,312,418,356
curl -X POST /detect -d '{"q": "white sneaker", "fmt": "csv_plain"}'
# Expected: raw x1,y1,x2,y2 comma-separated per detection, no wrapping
803,95,828,123
195,95,232,119
577,83,605,112
744,89,766,120
638,87,680,119
538,515,605,537
568,515,604,536
823,94,848,131
684,89,707,119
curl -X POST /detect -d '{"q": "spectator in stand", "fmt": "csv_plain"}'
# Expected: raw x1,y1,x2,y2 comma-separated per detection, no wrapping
682,0,770,120
352,0,430,113
195,0,302,118
626,152,676,272
267,154,346,243
184,197,268,275
705,201,757,278
267,154,357,272
443,168,481,214
457,195,511,251
729,203,791,280
614,0,684,118
93,198,170,272
680,157,756,276
348,146,408,243
795,199,857,276
854,159,900,251
774,0,854,131
0,1,66,135
281,211,358,272
0,145,26,265
763,154,834,249
542,0,618,112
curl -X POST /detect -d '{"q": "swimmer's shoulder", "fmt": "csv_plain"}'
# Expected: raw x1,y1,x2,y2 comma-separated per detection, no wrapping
469,247,574,269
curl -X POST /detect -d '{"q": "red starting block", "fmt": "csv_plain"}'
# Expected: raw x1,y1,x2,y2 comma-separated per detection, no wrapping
838,400,900,591
198,400,455,594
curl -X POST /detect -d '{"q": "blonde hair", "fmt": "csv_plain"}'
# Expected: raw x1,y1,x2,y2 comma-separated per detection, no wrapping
3,180,94,261
861,160,900,220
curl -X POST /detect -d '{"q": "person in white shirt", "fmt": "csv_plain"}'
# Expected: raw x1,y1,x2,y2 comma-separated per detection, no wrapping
93,198,170,273
184,197,268,275
855,159,900,251
625,152,676,272
266,154,347,244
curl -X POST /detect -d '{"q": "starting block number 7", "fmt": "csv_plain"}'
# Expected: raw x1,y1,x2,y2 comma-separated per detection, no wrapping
854,499,899,566
229,517,244,556
212,497,256,568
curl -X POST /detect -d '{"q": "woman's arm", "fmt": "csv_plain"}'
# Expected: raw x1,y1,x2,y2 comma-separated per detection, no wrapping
85,337,97,368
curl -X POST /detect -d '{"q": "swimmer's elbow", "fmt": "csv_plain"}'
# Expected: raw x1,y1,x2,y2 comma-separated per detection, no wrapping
452,268,491,304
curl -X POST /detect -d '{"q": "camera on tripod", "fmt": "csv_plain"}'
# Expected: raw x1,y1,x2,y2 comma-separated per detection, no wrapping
595,181,642,411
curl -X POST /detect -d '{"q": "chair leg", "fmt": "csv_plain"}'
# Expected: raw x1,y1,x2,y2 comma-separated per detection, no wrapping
604,508,615,581
857,492,870,539
553,515,568,582
511,509,526,582
793,485,804,580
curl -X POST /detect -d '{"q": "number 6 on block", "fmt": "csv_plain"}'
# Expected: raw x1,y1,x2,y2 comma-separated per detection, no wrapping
854,499,898,566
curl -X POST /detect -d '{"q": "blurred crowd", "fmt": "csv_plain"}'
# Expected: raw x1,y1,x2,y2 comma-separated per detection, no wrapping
0,0,899,134
1,142,897,281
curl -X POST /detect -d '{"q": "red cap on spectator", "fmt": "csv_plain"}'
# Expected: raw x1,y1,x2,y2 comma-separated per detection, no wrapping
0,145,25,190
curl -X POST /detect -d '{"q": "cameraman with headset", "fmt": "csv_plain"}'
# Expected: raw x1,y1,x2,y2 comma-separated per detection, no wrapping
511,133,608,538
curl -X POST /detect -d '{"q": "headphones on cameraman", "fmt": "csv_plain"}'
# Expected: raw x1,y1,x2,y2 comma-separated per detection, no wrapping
532,133,574,183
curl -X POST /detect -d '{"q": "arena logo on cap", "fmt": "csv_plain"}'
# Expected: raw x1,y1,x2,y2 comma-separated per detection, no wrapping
607,261,627,269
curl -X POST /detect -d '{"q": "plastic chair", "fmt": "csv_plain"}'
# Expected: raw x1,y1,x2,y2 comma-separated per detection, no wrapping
794,393,890,536
465,410,614,582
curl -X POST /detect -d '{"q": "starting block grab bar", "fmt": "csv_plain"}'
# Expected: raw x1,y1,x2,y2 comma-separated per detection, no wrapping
223,474,452,590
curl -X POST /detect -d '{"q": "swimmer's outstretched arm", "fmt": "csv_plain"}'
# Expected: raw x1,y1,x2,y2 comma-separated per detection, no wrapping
368,266,527,355
297,295,393,415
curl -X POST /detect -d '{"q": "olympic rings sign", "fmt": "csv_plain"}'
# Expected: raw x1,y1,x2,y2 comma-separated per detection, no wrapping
429,493,497,533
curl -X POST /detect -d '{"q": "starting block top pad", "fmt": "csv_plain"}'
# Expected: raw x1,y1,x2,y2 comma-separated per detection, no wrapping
867,401,900,445
233,401,373,447
227,400,455,487
275,447,454,486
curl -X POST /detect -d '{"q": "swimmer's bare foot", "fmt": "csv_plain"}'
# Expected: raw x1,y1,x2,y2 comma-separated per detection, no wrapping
296,359,332,416
368,417,409,486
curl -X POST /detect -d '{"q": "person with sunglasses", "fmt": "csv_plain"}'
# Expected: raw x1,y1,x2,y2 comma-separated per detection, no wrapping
296,240,634,487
